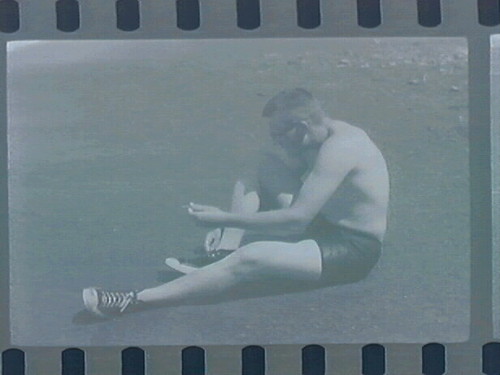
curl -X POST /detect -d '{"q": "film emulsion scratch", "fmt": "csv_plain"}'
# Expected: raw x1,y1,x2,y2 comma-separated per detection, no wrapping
0,1,499,375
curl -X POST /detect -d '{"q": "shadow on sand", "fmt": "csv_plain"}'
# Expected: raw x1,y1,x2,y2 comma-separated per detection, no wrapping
72,277,328,325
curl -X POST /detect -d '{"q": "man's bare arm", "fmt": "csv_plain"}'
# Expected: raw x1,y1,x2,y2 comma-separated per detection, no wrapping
287,138,356,224
195,138,357,234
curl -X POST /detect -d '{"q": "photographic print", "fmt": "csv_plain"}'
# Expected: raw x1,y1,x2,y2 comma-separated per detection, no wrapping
7,38,469,346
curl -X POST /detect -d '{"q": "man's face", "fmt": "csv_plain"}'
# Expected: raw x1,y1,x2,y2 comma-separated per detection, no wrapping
269,115,310,154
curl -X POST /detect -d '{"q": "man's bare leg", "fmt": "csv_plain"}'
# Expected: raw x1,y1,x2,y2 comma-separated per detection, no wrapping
83,190,315,316
212,188,290,252
140,239,321,305
214,180,260,251
165,181,259,274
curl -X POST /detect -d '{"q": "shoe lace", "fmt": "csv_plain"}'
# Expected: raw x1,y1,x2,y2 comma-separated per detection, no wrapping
100,290,137,313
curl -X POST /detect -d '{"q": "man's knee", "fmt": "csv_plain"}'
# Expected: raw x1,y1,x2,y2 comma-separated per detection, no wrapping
230,242,270,276
234,242,269,265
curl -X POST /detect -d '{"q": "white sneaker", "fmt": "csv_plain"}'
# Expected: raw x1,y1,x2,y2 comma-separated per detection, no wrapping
82,287,140,318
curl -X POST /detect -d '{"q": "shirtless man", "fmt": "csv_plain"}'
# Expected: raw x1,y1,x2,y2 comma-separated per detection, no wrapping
82,88,389,318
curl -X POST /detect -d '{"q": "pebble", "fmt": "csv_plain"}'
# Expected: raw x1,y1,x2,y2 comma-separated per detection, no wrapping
337,59,350,67
450,85,460,92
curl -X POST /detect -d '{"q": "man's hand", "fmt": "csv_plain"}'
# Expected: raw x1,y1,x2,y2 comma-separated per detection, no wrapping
204,228,222,253
187,203,229,226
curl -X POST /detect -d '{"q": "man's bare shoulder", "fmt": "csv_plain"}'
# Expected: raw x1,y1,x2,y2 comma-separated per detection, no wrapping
317,120,382,170
323,120,372,152
313,122,360,171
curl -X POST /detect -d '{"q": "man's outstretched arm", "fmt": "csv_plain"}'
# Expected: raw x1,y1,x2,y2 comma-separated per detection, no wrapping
189,138,356,234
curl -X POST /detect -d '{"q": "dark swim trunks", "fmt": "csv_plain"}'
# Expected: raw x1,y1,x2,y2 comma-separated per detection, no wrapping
304,216,382,286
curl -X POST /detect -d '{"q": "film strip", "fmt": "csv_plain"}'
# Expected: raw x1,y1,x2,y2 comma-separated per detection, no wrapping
0,1,499,31
1,1,500,374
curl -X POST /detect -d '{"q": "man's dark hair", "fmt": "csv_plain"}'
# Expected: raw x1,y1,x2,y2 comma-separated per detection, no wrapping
262,88,324,124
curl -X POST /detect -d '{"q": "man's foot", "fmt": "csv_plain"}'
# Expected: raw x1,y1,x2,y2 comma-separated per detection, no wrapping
165,257,198,274
178,249,235,267
82,287,142,318
165,249,235,274
158,249,235,282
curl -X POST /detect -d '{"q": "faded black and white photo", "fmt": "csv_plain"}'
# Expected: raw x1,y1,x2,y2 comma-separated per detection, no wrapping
7,38,469,345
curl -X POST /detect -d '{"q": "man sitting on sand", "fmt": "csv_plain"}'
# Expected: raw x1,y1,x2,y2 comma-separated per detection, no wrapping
83,88,390,318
